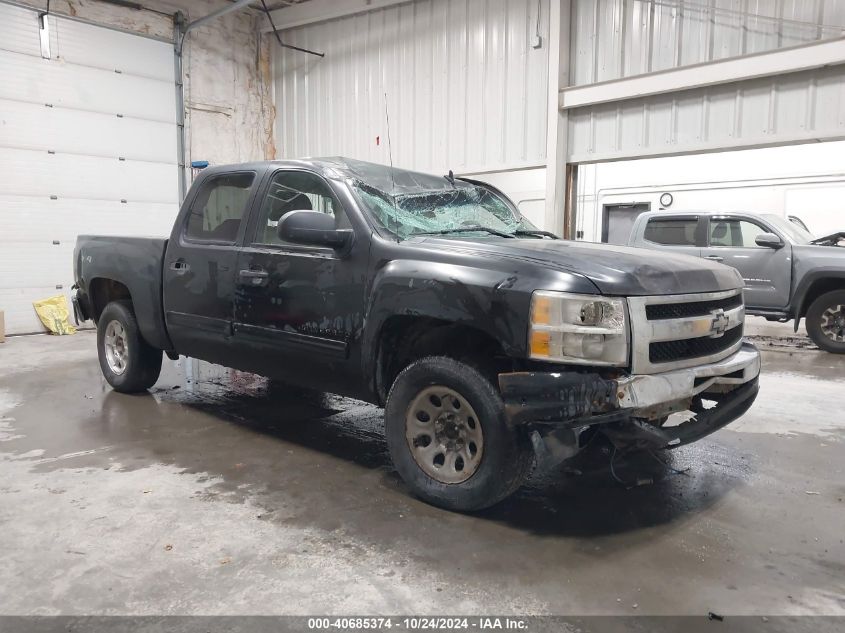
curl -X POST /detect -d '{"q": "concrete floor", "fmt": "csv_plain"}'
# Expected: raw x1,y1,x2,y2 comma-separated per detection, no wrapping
0,331,843,616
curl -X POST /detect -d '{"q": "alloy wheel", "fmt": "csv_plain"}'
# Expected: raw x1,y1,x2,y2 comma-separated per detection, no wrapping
103,320,129,375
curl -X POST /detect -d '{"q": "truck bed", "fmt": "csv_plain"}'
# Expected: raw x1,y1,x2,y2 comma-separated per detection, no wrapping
73,235,172,351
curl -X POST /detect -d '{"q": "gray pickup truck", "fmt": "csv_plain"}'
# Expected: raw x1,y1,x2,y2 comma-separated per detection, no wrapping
628,211,845,353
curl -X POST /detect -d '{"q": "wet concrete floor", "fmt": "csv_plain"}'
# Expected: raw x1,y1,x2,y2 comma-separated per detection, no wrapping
0,332,843,615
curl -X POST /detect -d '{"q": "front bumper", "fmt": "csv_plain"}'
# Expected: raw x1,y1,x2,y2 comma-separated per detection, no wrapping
499,342,761,450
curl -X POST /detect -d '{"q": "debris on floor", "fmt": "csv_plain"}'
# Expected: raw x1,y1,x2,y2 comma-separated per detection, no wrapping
32,295,76,335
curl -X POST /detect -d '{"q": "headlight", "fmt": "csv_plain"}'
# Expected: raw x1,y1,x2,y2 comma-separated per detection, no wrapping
529,291,628,366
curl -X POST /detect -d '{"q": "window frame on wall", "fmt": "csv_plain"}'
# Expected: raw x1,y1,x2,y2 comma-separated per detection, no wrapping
181,171,257,246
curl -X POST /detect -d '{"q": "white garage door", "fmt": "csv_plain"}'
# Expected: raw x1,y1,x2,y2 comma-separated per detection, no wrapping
0,3,179,335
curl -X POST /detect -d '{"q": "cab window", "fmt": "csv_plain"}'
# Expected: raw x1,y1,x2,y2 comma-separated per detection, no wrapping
643,218,698,246
709,219,767,248
253,170,350,246
184,172,255,243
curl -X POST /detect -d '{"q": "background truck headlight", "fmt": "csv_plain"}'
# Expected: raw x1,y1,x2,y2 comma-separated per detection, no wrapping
529,291,629,366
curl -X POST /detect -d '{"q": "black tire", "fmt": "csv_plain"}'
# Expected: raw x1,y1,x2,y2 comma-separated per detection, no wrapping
97,301,162,393
805,290,845,354
385,356,533,511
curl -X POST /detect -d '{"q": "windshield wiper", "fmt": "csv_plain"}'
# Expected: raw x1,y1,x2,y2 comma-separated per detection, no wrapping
513,229,559,239
412,226,515,239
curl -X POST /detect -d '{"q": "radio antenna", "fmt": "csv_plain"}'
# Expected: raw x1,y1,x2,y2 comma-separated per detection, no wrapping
384,92,399,236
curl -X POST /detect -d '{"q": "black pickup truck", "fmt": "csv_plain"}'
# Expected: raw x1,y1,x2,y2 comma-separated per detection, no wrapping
73,158,761,511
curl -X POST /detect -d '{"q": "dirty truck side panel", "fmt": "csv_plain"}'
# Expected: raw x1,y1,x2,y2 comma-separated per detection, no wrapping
161,167,264,366
360,237,601,397
75,236,172,351
223,166,373,399
162,239,241,365
231,241,370,397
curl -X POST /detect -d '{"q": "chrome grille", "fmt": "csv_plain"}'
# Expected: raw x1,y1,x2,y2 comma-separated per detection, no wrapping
649,325,743,364
628,289,745,374
645,294,743,320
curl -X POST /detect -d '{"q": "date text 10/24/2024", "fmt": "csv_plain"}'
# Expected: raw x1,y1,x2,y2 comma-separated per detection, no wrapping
307,618,528,630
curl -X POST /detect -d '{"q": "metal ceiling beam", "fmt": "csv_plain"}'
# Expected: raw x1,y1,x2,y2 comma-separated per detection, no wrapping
560,36,845,111
261,0,407,31
177,0,254,52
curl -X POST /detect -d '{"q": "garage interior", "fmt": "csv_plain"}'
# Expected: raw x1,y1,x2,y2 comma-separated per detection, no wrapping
1,0,845,624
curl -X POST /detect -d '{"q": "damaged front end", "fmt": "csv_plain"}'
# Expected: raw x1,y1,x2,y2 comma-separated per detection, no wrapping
499,343,761,469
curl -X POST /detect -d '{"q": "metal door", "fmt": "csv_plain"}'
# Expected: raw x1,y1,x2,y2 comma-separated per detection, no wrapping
702,216,792,309
163,171,257,362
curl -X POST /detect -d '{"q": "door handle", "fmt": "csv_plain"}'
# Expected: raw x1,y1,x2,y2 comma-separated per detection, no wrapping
239,268,269,285
704,255,724,263
169,260,190,273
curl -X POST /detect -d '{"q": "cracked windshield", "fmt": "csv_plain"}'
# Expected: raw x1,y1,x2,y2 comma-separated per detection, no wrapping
354,181,539,240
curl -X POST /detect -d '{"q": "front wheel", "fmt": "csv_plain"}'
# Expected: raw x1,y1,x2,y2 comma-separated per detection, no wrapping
97,301,162,392
385,356,533,511
806,290,845,354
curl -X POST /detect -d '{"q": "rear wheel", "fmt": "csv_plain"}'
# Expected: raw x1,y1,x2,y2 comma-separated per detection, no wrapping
385,356,533,511
806,290,845,354
97,301,162,392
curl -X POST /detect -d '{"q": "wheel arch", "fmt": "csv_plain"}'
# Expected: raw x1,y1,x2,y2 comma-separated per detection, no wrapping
793,272,845,324
89,277,132,322
373,315,510,405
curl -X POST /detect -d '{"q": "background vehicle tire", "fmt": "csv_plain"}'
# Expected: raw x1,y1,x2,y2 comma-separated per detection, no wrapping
805,290,845,354
97,301,162,393
385,356,533,511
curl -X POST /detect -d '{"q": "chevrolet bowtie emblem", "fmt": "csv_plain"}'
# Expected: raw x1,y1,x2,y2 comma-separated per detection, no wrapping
709,308,730,337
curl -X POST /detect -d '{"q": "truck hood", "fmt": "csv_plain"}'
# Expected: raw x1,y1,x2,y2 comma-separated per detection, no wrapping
418,237,743,296
792,243,845,262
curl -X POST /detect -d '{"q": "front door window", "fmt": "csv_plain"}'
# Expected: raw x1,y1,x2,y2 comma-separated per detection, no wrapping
253,171,349,247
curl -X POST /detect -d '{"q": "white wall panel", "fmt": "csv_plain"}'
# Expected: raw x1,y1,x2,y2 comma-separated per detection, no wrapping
0,3,178,334
567,64,845,162
275,0,550,174
49,15,173,79
0,244,74,289
0,149,178,203
0,99,176,163
0,2,44,56
572,0,845,86
0,196,176,242
0,50,175,123
577,140,845,241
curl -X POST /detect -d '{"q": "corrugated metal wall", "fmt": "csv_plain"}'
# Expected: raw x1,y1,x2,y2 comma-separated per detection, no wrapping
567,63,845,162
571,0,845,85
274,0,550,174
567,0,845,162
0,3,177,333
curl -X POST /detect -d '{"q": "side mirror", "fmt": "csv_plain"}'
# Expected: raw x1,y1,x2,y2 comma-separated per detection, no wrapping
755,232,784,249
278,210,352,250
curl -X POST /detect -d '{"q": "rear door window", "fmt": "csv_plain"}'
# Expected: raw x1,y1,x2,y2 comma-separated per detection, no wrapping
184,172,256,243
643,218,699,246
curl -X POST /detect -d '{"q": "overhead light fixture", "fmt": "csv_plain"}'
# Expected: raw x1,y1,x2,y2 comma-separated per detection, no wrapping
38,11,50,59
